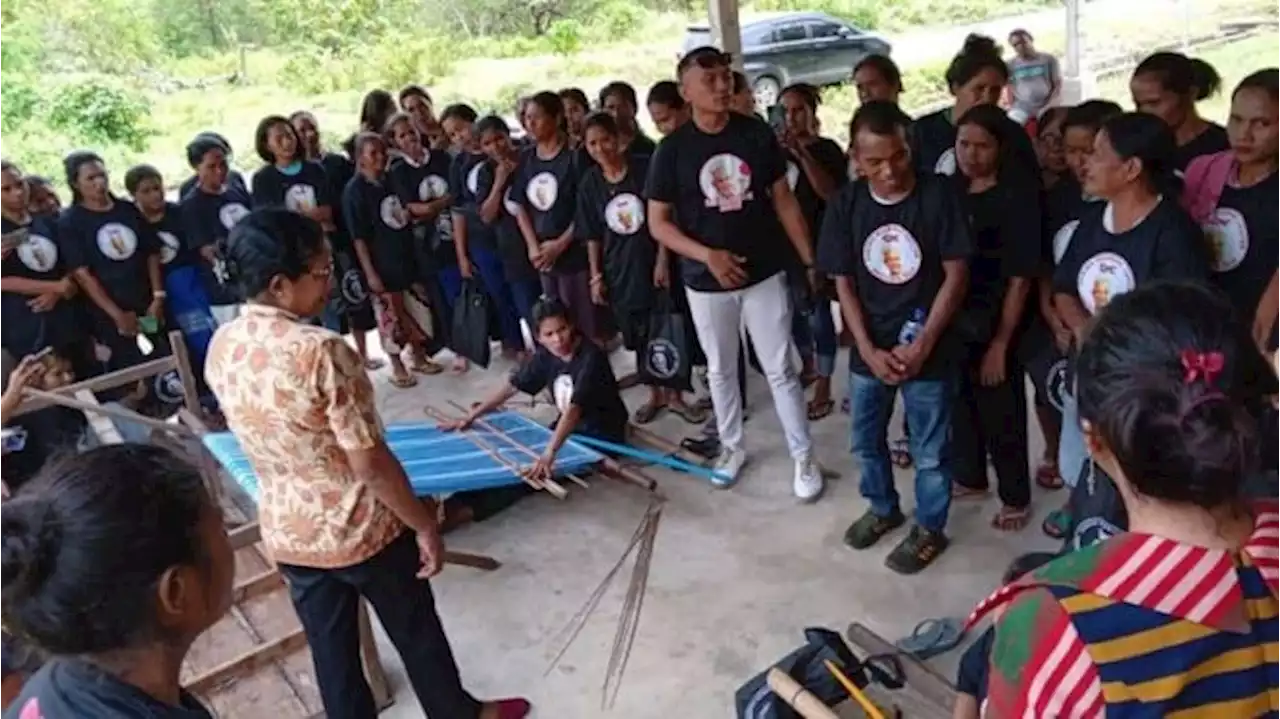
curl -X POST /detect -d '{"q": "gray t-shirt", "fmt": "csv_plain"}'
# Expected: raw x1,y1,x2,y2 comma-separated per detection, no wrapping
1008,52,1059,115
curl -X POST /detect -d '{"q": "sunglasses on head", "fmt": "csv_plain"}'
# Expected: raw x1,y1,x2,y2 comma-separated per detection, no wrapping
678,47,732,75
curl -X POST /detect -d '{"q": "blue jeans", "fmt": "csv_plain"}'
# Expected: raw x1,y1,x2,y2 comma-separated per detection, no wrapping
1058,388,1088,487
791,301,837,378
470,246,525,350
849,372,953,532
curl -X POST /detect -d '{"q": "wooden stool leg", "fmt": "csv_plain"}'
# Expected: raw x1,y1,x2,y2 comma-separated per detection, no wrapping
358,601,393,710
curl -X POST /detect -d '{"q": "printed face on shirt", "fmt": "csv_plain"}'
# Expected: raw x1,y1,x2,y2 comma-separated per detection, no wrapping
698,153,753,211
527,171,559,211
158,231,180,264
466,162,483,195
219,202,250,230
419,174,449,201
862,223,923,284
17,233,58,272
1076,251,1136,314
1203,208,1249,273
552,373,574,413
503,187,520,216
605,193,645,235
1052,219,1080,265
284,184,317,213
96,222,138,261
380,194,408,229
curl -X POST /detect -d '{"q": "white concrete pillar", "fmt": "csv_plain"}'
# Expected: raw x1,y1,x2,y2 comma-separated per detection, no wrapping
707,0,743,70
1060,0,1092,104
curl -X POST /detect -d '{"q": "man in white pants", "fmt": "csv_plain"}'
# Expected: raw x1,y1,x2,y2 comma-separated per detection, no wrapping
646,46,823,501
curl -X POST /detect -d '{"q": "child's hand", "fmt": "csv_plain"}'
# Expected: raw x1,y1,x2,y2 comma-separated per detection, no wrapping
523,453,555,483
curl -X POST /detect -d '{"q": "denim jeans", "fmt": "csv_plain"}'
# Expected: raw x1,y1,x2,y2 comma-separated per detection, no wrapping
849,371,953,532
1058,388,1088,488
792,300,838,378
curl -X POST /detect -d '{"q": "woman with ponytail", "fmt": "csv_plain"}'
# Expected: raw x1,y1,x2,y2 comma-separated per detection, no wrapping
1131,51,1228,170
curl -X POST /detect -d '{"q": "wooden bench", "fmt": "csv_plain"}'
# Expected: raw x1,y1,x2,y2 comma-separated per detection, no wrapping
845,622,958,719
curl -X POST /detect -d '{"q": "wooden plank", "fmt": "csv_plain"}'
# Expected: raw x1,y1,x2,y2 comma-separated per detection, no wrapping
229,523,262,549
358,602,393,710
767,668,841,719
443,550,501,572
74,390,124,444
23,387,193,436
233,569,285,604
845,622,956,719
185,628,310,695
12,355,177,416
167,330,202,416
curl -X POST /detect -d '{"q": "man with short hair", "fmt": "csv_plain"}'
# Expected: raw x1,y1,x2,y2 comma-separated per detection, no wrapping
816,101,971,573
1007,30,1061,125
646,47,824,501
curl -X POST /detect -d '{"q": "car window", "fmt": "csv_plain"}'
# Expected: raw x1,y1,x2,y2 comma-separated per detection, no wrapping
772,23,808,43
808,21,845,39
742,25,771,48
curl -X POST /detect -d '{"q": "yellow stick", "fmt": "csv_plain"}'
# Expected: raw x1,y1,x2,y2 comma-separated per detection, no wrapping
823,659,886,719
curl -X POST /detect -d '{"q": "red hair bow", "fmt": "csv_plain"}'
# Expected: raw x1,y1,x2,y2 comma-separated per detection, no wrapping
1180,350,1224,386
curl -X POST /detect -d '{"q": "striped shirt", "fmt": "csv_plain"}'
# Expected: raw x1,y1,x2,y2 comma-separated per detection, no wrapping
969,501,1279,718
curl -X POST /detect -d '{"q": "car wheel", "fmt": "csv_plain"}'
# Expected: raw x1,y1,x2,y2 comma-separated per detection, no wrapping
752,76,781,109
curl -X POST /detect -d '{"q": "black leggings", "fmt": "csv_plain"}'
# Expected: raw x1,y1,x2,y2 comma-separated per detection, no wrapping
951,345,1031,509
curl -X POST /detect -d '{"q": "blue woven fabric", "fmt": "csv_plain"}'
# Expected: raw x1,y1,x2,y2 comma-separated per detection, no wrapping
202,411,604,500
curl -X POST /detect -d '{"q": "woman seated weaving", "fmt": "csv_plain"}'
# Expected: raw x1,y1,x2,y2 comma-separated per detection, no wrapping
203,207,529,719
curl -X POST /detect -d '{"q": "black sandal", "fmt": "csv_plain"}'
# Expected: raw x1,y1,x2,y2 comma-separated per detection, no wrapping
632,402,664,425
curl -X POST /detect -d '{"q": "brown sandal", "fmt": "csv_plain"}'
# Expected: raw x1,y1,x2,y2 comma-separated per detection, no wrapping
1035,462,1064,490
389,372,418,389
410,357,444,375
667,402,710,424
807,398,834,421
951,481,990,500
992,505,1031,531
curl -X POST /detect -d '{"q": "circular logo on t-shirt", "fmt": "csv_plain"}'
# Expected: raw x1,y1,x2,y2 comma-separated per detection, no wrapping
605,193,644,236
862,223,923,285
1052,219,1079,265
158,231,181,265
284,184,317,213
645,338,681,380
934,148,957,176
1045,357,1068,412
341,267,367,305
785,160,800,191
1076,252,1136,315
154,369,185,405
17,234,57,273
466,163,483,196
552,374,574,413
527,172,559,211
1203,207,1249,273
503,188,520,217
698,153,752,210
219,202,250,230
419,174,449,201
96,223,138,261
380,195,407,229
1072,516,1122,551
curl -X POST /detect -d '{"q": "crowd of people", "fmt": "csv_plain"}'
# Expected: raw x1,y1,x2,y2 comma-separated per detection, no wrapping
1,24,1277,719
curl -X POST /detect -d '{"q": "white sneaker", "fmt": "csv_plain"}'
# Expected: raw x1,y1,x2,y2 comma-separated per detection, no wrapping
794,455,825,503
710,445,747,488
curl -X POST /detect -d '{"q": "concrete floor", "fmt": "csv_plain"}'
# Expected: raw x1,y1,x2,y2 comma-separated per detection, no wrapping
365,343,1062,718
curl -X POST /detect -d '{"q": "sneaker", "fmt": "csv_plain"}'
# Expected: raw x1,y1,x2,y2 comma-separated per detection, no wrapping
842,508,906,550
793,455,824,503
710,445,747,488
885,525,949,575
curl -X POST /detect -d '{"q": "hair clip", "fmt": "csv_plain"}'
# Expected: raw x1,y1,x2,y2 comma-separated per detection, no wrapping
1180,349,1225,386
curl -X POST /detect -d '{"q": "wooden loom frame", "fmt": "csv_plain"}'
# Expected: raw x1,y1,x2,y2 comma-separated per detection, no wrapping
11,330,393,713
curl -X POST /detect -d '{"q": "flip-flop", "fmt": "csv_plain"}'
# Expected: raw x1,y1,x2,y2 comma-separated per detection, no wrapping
951,482,989,499
894,617,966,660
1035,462,1064,490
363,357,386,370
632,402,664,425
389,373,418,389
992,505,1031,532
668,403,710,424
1042,506,1075,539
410,358,444,375
807,398,834,421
889,438,913,469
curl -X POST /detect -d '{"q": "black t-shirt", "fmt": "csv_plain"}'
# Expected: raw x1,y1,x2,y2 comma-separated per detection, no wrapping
910,108,1040,181
815,174,973,378
645,112,789,292
509,339,628,443
1044,177,1102,267
510,144,587,273
2,659,212,719
388,151,456,266
58,201,159,316
144,202,196,273
1053,198,1210,315
450,150,496,255
1172,123,1229,172
628,133,658,160
1,215,77,355
342,175,418,293
178,170,246,200
250,162,332,214
475,160,538,282
1205,173,1279,340
318,152,356,253
959,181,1042,341
575,158,658,312
179,184,252,251
787,137,848,257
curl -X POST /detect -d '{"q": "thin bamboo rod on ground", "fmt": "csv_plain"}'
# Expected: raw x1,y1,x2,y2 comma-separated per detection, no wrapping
442,400,577,495
422,406,567,499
